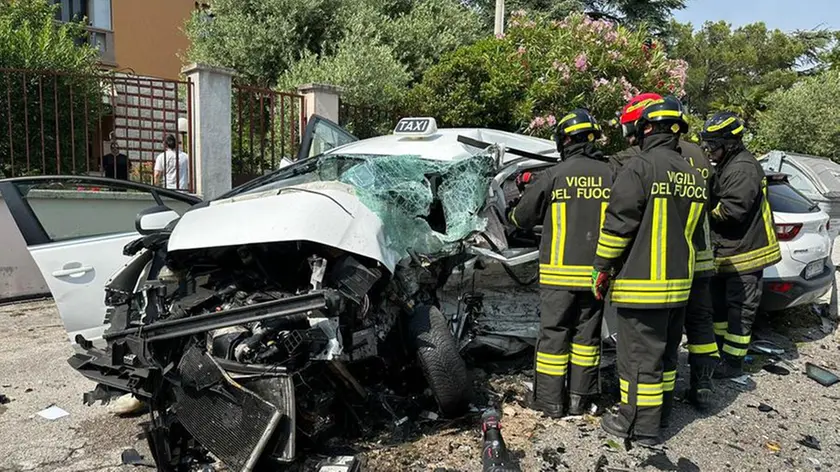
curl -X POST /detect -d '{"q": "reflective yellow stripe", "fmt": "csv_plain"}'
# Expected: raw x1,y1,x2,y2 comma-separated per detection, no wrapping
684,201,703,277
597,244,624,258
717,244,778,265
696,249,713,262
725,333,751,345
688,343,719,355
637,394,664,406
550,203,560,265
599,231,631,248
610,290,691,304
509,208,520,228
620,391,629,404
540,264,592,275
731,124,744,135
540,275,591,287
706,116,737,132
663,370,677,382
695,260,716,273
716,246,782,273
560,113,577,123
536,364,568,376
663,381,675,392
571,354,600,367
638,383,664,394
612,278,692,290
714,322,728,336
564,122,595,133
620,379,629,391
761,182,777,246
722,344,748,357
536,352,570,364
650,198,667,280
600,202,608,229
571,343,599,355
647,110,683,119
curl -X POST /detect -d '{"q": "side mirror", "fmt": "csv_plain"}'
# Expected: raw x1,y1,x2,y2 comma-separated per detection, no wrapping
136,205,180,235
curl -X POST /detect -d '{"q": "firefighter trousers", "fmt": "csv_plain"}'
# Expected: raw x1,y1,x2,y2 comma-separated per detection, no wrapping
533,289,603,407
614,306,684,438
685,277,720,370
711,271,763,359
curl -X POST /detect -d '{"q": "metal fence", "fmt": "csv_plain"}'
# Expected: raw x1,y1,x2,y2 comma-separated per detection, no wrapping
338,101,402,139
231,83,306,187
0,68,195,192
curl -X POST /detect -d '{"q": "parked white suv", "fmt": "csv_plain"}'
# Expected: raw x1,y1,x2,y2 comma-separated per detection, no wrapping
761,174,834,312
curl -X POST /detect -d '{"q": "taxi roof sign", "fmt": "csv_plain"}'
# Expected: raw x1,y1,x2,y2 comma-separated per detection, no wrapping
394,117,438,136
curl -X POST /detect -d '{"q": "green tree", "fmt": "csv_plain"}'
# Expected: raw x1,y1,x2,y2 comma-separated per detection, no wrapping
753,70,840,159
409,12,686,152
668,21,828,124
0,0,101,177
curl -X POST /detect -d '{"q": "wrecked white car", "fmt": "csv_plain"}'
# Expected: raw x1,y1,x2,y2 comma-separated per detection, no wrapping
1,117,584,471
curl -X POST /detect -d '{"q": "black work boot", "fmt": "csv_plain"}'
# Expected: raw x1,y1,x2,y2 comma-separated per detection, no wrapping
600,412,629,439
568,394,589,416
713,355,744,379
528,397,565,419
688,365,715,409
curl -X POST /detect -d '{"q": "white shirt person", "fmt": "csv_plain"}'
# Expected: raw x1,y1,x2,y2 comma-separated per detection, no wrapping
154,134,190,190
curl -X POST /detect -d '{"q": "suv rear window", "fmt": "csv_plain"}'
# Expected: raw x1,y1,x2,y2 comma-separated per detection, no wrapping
767,181,819,214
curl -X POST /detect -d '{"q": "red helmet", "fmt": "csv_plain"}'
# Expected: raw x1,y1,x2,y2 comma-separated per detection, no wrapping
620,93,663,124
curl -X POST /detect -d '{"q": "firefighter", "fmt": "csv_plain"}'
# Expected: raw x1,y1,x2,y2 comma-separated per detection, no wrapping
700,112,781,378
612,93,720,411
508,109,613,417
593,96,707,445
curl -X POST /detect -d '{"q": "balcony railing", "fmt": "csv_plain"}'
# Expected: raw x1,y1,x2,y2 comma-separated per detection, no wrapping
85,26,116,66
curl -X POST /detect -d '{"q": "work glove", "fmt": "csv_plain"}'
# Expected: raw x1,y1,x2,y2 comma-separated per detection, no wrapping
591,270,611,301
515,171,534,191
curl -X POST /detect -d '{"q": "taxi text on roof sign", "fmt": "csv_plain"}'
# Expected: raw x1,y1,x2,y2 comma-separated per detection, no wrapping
394,117,438,137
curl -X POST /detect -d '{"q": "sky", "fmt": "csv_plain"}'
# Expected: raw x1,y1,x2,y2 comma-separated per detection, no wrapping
673,0,840,32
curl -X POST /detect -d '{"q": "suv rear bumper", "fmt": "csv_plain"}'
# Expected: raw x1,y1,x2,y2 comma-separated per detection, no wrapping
762,265,834,312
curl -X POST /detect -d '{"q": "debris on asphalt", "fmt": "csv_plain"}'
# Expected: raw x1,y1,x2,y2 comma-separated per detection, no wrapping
316,455,361,472
36,405,69,420
748,402,775,413
800,435,822,451
0,394,10,405
395,416,409,427
765,441,782,453
730,375,752,386
763,364,791,376
120,448,155,467
806,363,840,387
750,340,785,356
419,410,439,421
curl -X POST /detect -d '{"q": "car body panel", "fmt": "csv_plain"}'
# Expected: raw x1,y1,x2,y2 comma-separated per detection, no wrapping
169,181,401,272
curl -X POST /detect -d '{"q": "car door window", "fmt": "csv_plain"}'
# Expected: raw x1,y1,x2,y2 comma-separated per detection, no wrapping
13,180,193,243
297,115,358,161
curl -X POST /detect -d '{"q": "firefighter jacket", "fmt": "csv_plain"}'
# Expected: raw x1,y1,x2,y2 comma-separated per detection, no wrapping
510,142,614,291
681,141,715,278
709,145,781,274
609,141,715,278
593,134,707,309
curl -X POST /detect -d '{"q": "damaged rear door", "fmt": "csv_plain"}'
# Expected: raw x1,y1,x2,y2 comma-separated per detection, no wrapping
0,176,200,345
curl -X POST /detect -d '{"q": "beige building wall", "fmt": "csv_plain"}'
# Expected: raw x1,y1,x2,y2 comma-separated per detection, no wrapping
111,0,195,79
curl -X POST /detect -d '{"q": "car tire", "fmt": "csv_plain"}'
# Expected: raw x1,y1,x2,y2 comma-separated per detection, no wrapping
408,305,471,417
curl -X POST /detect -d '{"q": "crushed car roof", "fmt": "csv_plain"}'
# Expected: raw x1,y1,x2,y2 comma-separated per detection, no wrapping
325,128,560,163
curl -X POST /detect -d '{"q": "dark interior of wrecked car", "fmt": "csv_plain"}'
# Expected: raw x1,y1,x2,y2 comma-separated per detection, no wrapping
67,142,555,472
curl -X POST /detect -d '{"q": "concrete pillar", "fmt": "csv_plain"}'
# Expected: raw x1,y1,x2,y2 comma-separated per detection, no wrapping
298,83,342,124
182,63,235,199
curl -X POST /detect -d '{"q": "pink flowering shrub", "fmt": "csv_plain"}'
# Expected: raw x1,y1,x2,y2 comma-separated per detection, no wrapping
409,12,687,152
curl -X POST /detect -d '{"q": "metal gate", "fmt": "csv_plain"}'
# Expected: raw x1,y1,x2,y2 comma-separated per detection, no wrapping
0,68,195,192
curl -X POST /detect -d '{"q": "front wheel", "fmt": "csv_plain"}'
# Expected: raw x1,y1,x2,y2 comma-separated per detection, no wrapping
408,305,471,417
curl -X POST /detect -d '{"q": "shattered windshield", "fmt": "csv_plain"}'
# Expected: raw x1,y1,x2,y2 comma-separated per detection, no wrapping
222,152,499,258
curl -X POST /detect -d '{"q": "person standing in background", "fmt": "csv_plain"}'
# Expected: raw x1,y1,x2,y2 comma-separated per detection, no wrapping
102,140,130,181
154,134,190,191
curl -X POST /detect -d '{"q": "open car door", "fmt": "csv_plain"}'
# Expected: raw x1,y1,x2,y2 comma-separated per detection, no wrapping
0,176,201,345
296,115,358,161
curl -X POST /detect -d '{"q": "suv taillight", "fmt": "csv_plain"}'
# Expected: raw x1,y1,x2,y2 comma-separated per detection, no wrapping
776,223,803,241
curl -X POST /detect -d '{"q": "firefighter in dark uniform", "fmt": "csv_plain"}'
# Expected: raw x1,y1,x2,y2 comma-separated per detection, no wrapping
508,109,613,417
593,97,707,445
700,112,781,378
612,93,720,410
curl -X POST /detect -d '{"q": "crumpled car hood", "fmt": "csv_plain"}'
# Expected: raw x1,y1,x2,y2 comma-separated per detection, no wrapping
168,181,401,272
